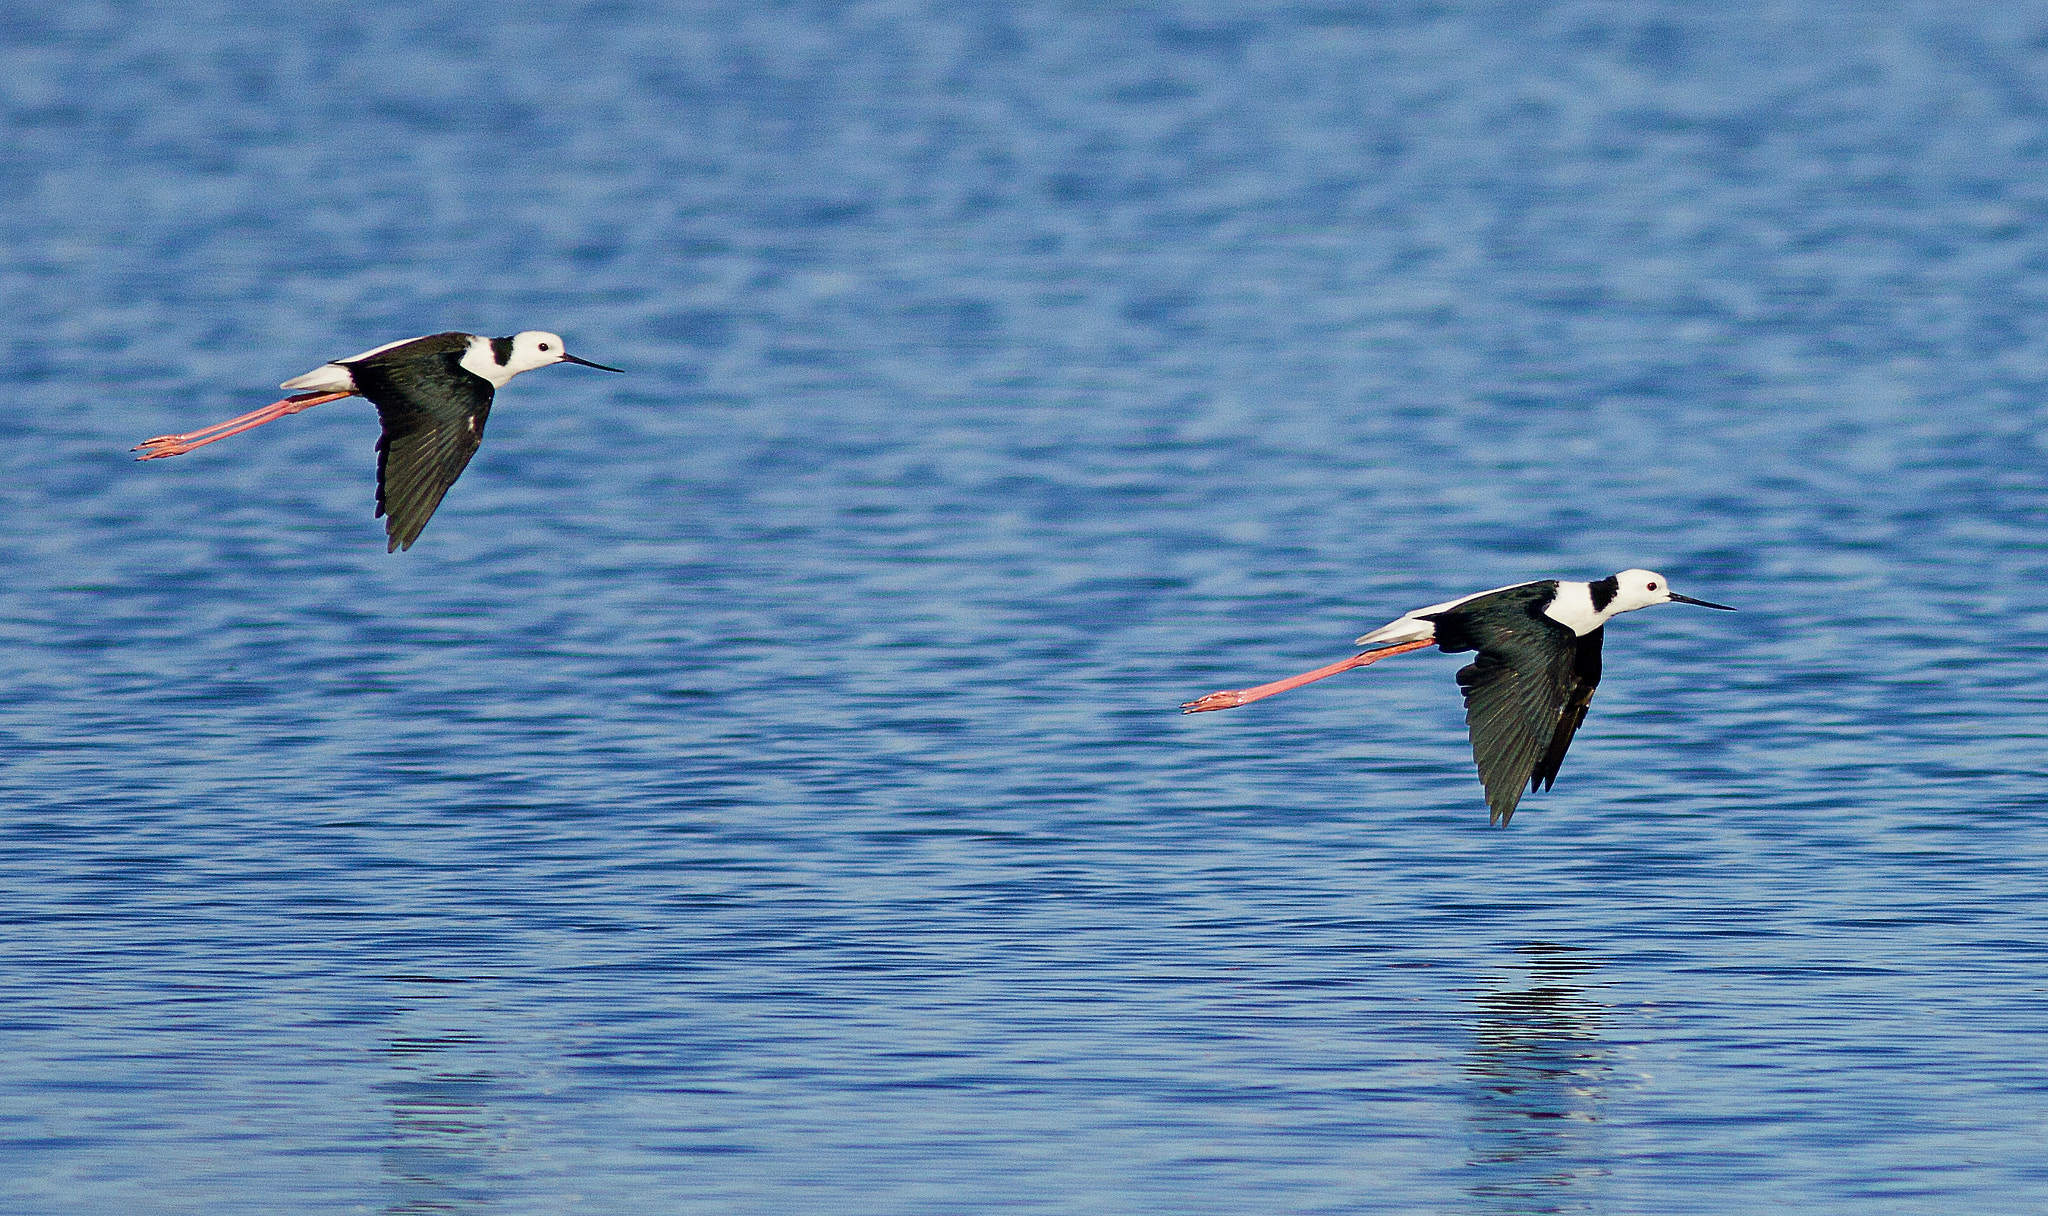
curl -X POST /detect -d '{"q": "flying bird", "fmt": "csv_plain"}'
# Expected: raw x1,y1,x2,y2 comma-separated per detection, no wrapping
1181,570,1734,824
134,331,623,551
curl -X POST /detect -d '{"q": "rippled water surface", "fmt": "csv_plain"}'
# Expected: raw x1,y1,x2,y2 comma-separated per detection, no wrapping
5,1,2048,1212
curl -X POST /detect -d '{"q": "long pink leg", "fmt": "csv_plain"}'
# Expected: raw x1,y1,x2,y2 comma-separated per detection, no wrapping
133,391,355,460
1181,638,1436,713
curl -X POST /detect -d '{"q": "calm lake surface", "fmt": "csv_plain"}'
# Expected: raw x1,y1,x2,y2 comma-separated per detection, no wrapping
4,1,2048,1212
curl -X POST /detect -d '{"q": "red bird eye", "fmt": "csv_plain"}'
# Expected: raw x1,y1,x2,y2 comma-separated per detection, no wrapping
1647,582,1659,590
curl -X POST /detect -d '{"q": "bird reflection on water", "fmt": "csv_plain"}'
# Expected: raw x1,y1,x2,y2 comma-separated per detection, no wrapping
1461,943,1616,1212
377,977,507,1215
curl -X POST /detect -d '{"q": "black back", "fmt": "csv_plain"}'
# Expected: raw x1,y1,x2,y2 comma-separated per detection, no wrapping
345,333,494,552
1425,582,1603,825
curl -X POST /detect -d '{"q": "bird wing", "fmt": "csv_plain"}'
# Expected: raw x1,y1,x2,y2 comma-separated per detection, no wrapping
347,345,495,552
1428,587,1587,825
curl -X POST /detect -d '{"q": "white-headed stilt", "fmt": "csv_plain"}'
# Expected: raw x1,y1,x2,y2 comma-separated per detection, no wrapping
1182,570,1735,824
134,331,623,551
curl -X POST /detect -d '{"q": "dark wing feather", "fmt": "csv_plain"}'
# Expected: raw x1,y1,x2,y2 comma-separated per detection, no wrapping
1532,627,1602,794
1427,585,1587,825
348,337,494,552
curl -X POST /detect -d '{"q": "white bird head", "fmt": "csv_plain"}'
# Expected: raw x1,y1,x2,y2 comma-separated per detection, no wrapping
1608,569,1735,615
501,331,625,378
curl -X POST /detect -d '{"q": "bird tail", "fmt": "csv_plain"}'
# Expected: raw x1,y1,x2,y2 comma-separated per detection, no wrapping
1354,617,1436,648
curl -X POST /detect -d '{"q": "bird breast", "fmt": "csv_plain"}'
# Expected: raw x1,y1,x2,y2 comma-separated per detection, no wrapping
1538,582,1606,635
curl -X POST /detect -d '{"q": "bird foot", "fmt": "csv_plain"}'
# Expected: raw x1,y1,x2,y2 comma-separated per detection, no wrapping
1181,690,1247,713
132,435,201,459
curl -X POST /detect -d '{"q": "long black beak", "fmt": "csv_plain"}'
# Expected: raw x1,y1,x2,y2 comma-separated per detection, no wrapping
1670,592,1736,610
562,353,625,373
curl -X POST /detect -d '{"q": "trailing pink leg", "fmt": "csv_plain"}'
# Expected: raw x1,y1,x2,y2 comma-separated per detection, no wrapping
1181,638,1436,713
133,391,354,460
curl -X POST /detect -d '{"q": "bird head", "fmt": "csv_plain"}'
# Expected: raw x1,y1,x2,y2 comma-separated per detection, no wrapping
503,331,625,376
1609,569,1735,615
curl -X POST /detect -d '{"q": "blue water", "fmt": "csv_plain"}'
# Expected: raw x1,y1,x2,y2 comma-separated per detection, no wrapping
4,1,2048,1211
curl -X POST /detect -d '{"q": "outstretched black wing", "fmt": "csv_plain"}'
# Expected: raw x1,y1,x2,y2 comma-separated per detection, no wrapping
1532,626,1602,797
1428,584,1602,826
347,336,494,552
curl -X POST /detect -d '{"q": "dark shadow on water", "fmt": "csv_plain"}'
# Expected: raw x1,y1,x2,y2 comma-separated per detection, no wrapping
1461,942,1614,1214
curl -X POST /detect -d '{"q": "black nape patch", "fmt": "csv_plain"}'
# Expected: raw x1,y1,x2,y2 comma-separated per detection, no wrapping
1588,575,1619,612
490,335,515,365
